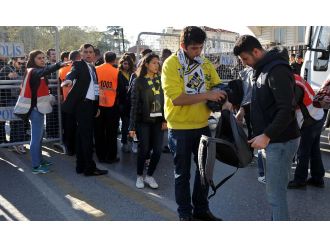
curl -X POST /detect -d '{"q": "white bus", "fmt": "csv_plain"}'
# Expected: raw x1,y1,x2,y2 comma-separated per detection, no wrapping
302,26,330,91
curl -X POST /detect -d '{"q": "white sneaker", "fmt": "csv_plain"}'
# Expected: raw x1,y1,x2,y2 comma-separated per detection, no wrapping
18,145,26,154
258,176,266,184
136,176,145,189
144,176,159,189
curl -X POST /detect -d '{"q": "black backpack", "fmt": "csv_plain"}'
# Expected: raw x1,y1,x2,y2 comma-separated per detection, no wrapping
206,79,244,112
198,109,253,199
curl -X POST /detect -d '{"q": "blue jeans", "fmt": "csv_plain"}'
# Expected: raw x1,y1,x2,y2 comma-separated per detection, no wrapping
29,108,45,168
168,127,210,218
263,138,299,221
294,118,325,182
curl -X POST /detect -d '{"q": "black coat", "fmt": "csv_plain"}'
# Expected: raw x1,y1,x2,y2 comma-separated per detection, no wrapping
62,60,98,114
251,47,300,143
129,76,165,131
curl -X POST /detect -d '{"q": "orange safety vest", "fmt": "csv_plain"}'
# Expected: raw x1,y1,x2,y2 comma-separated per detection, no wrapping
23,68,49,98
59,64,72,101
96,63,119,107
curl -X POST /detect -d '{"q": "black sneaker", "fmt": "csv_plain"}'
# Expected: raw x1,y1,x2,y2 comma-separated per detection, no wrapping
84,168,108,176
306,178,325,188
193,210,222,221
287,180,307,189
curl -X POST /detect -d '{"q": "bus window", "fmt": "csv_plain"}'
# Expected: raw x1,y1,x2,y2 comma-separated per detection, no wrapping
314,26,330,71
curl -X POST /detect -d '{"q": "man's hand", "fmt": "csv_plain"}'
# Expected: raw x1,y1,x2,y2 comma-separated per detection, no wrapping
206,90,227,102
248,134,270,149
161,122,168,130
60,61,72,67
61,80,72,87
235,107,245,124
129,130,136,138
222,101,233,111
8,72,18,79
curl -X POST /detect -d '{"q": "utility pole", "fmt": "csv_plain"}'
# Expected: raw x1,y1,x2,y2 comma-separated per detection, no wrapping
121,28,125,53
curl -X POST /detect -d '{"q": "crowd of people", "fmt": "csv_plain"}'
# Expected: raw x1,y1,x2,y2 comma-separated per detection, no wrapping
0,26,328,221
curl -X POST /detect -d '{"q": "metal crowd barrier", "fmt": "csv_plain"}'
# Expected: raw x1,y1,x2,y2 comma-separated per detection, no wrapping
0,79,65,152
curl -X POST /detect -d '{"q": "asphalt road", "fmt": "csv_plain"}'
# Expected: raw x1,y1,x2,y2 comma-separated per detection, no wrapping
0,129,330,221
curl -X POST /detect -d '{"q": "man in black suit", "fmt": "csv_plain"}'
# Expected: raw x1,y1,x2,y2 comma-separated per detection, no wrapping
62,43,108,176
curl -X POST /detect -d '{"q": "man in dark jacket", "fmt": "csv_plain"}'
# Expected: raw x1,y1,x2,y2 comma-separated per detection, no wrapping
291,53,303,75
233,35,300,221
62,43,108,177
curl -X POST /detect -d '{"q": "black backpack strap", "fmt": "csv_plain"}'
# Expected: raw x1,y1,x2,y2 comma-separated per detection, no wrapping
208,167,238,199
198,135,239,199
198,135,216,186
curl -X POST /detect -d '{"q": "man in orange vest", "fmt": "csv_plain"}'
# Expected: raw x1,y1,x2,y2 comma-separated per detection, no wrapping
60,50,81,156
95,51,124,164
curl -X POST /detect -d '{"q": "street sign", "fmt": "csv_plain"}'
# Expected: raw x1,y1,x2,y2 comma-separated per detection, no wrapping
0,42,25,57
0,107,19,121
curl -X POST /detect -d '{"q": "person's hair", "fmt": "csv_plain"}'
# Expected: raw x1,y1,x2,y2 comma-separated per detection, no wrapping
161,48,172,59
46,48,55,57
140,49,152,57
94,48,101,56
290,53,296,58
233,35,263,56
118,54,134,74
180,26,207,47
79,43,95,52
26,50,44,68
125,52,136,63
136,52,159,78
69,50,80,61
60,51,70,61
104,51,116,63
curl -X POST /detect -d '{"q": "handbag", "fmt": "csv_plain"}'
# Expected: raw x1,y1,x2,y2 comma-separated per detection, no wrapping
13,70,32,119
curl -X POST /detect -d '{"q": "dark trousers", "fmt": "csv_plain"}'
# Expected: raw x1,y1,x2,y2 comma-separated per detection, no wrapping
137,122,164,176
120,114,130,144
168,127,210,218
10,120,30,142
0,122,6,143
242,104,252,139
294,118,325,182
94,106,120,161
75,100,97,174
63,112,76,154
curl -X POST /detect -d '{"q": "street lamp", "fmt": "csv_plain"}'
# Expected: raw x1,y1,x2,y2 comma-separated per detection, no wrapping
113,27,125,54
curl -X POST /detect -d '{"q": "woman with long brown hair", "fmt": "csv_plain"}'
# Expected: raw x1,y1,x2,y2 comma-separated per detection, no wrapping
23,50,69,174
129,53,166,189
118,54,135,153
